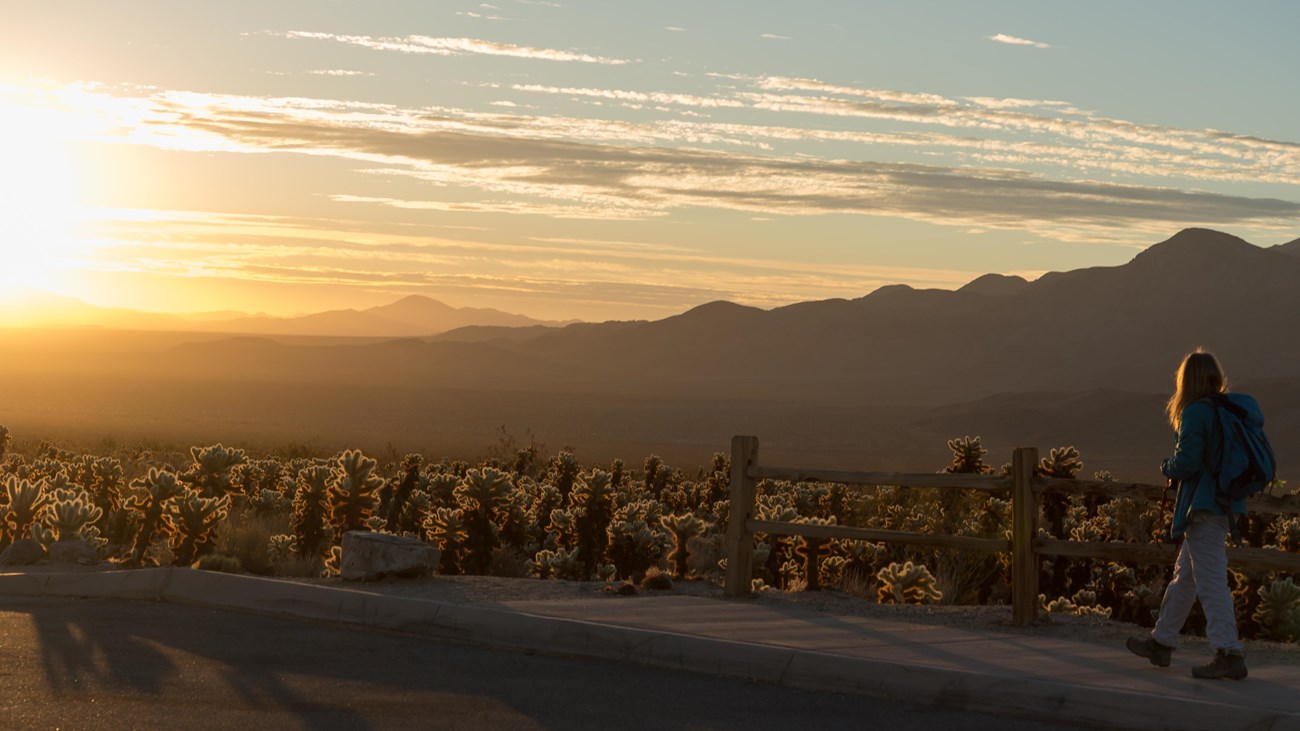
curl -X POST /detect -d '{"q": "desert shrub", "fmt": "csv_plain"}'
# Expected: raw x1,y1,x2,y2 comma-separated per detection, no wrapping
211,509,285,575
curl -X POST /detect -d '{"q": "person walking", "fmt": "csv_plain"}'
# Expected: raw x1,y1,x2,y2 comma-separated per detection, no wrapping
1126,349,1249,680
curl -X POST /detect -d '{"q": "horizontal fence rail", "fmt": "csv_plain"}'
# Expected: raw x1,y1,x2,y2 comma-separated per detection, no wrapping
747,465,1010,494
724,435,1300,627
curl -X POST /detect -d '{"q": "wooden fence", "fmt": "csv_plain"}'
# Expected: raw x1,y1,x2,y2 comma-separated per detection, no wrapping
723,435,1300,626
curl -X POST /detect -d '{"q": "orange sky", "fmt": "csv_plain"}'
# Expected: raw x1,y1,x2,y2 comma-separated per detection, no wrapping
2,2,1298,321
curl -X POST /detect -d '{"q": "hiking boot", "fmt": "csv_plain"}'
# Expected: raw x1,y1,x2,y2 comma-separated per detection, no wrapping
1191,650,1247,680
1126,635,1173,667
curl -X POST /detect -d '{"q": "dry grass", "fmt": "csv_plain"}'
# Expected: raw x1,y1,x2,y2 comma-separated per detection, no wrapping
212,509,287,576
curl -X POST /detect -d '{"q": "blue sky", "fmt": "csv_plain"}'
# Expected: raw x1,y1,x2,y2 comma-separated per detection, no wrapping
1,1,1297,319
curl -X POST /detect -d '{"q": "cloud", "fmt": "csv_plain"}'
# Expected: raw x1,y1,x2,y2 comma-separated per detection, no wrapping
760,33,791,40
17,80,1300,250
989,33,1050,49
665,26,685,32
307,69,377,77
511,83,746,109
279,30,628,64
136,93,1299,242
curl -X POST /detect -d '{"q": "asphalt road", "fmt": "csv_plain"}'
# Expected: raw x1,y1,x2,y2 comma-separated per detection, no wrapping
0,597,1080,730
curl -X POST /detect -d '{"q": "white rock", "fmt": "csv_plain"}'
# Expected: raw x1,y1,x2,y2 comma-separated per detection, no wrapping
341,531,439,581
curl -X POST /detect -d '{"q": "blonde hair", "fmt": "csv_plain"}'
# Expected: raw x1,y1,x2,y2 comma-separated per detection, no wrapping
1166,349,1227,430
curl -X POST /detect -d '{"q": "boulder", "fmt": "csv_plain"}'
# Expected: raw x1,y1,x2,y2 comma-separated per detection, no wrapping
0,538,47,566
49,539,102,566
340,531,439,581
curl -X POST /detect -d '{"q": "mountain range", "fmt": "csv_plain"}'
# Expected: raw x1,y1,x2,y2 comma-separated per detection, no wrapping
3,228,1299,478
0,291,568,336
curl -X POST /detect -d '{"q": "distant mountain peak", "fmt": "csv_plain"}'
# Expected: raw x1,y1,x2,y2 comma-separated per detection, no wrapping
1135,228,1256,261
670,300,764,321
958,273,1030,296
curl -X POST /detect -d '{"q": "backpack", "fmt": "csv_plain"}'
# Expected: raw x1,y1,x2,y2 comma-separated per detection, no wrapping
1205,393,1277,509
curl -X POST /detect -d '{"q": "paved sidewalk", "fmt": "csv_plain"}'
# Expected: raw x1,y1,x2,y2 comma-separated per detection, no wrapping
2,569,1297,731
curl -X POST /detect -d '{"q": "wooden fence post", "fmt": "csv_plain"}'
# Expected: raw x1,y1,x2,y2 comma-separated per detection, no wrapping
1011,447,1040,626
724,435,760,596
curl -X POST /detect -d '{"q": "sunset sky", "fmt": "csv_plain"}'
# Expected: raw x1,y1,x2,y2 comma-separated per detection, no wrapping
2,1,1298,321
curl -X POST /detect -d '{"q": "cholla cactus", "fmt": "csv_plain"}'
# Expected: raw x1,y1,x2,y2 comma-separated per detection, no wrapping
3,475,51,548
569,469,615,579
606,517,662,581
327,450,384,535
0,425,10,461
291,464,332,558
266,533,296,566
455,467,513,575
1273,517,1300,553
534,545,584,581
424,472,459,508
165,488,230,564
943,436,994,475
794,516,836,591
381,454,424,527
126,468,184,565
877,561,943,605
661,513,707,579
47,487,103,542
545,451,580,498
424,507,468,575
1253,578,1300,642
1038,446,1083,479
182,444,247,498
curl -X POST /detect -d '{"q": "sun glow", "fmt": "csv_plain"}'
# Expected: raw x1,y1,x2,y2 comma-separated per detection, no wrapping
0,96,94,293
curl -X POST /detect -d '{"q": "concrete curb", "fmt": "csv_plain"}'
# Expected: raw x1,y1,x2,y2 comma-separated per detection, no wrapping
2,569,1296,731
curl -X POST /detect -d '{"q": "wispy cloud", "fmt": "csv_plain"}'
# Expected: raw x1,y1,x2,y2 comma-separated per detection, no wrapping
307,69,376,77
133,92,1299,243
665,26,685,32
279,30,629,65
760,33,791,40
989,33,1050,49
457,11,514,20
15,79,1300,251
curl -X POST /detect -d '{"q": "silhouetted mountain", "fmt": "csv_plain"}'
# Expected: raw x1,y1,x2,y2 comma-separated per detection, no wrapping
958,273,1030,296
1273,237,1300,257
0,291,566,337
366,295,549,332
7,227,1299,479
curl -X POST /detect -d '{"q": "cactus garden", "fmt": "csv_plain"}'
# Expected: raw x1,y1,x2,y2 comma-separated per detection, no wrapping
1,425,1297,643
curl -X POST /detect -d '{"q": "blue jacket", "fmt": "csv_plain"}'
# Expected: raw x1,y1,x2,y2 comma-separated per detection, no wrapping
1159,393,1255,538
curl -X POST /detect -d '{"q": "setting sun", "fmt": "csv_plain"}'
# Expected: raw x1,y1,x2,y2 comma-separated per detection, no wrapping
0,97,91,293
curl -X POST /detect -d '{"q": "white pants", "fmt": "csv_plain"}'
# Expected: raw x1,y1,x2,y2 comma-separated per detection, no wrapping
1152,512,1243,652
